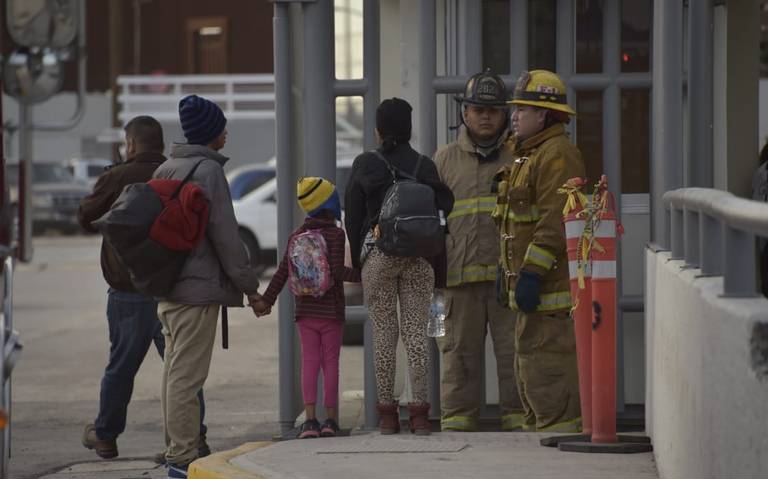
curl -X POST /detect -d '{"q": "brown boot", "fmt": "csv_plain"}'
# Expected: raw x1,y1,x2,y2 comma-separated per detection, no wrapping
377,403,400,435
408,403,431,435
81,424,118,459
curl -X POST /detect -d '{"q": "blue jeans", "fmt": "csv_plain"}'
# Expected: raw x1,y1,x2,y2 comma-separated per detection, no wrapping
95,289,206,441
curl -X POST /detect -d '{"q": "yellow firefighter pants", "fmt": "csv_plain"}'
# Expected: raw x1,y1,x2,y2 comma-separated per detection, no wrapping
515,310,581,432
437,282,524,431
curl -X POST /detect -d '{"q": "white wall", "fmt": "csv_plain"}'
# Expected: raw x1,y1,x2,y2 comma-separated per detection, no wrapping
645,249,768,479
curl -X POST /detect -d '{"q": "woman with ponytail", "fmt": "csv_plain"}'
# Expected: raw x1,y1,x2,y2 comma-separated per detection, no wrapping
344,98,453,435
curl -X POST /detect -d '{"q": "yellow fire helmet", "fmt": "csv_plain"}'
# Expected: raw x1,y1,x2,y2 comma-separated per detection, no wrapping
508,69,576,116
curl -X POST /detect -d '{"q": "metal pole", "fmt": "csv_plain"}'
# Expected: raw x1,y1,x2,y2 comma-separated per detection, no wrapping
273,2,297,436
683,209,700,267
555,0,575,136
687,0,714,188
362,0,379,428
458,0,482,73
699,212,723,276
418,0,437,156
418,0,440,418
602,0,625,413
651,0,684,245
303,0,336,180
509,0,528,78
0,258,15,479
362,0,380,150
17,105,32,263
723,227,757,297
670,206,684,260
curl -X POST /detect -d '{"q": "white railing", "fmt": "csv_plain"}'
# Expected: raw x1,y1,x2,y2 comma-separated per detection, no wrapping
116,74,363,142
117,74,276,122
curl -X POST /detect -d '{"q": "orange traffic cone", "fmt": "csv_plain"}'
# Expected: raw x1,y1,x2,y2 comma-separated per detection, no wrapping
552,176,652,454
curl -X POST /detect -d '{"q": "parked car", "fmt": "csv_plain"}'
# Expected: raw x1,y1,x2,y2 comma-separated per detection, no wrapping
6,162,91,235
226,163,276,200
65,158,113,188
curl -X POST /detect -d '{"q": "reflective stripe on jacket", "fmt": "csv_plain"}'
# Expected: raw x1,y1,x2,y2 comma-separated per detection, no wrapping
492,124,585,313
434,127,512,288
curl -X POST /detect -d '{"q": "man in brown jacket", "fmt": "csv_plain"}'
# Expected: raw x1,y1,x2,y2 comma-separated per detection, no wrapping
493,70,584,432
433,70,523,432
78,116,208,460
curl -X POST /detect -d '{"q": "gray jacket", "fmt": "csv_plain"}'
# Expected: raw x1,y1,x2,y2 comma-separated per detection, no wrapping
153,144,260,306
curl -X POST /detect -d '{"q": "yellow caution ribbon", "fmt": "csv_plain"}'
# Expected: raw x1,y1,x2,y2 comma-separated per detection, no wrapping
557,177,590,217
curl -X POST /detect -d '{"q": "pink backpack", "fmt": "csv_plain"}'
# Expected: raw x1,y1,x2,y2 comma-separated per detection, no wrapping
287,230,332,297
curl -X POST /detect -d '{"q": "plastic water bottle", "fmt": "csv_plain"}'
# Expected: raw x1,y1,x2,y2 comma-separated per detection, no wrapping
426,290,446,337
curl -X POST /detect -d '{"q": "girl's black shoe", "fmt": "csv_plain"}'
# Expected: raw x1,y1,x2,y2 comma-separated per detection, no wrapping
297,419,321,439
320,418,340,437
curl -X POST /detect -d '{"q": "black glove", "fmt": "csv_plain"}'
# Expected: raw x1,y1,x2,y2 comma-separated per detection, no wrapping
514,270,541,313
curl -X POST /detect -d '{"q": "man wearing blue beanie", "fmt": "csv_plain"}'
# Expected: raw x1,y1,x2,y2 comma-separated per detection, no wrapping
152,95,262,478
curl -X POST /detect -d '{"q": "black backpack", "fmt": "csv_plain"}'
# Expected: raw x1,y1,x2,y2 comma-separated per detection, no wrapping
373,151,445,258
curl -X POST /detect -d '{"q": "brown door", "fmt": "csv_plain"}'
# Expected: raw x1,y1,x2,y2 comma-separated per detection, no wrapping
185,17,228,74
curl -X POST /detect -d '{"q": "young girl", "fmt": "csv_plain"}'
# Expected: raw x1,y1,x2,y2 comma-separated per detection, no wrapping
251,177,360,438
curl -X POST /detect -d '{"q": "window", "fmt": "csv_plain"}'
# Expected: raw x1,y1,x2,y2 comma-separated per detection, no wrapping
528,0,557,71
576,0,604,73
482,0,510,73
621,0,652,73
575,91,604,183
621,90,651,193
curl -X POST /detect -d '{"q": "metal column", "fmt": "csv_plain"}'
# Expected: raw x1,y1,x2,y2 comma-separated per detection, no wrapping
418,0,437,157
601,0,625,414
361,0,380,429
418,0,441,417
303,0,336,180
651,0,684,246
509,0,528,79
687,0,714,188
458,0,482,74
273,1,297,436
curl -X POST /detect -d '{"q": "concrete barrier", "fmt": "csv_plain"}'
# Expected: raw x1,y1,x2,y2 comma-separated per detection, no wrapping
645,248,768,479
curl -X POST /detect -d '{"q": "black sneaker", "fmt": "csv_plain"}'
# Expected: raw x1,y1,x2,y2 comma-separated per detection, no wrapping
320,418,340,437
297,419,321,439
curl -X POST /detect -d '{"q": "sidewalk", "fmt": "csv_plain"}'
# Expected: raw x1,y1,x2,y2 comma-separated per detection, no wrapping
40,392,658,479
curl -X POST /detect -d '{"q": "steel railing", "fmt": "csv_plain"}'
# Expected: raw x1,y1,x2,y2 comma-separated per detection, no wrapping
116,74,363,142
662,188,768,297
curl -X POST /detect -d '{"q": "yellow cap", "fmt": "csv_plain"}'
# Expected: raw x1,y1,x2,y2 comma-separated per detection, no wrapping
508,70,576,115
297,177,336,213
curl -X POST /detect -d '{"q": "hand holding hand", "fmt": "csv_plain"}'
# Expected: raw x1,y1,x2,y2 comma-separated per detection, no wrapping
248,294,272,317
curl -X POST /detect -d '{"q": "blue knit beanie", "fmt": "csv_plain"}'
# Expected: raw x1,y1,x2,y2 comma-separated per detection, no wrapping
179,95,227,146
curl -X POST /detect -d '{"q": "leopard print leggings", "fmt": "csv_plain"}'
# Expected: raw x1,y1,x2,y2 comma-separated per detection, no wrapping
362,248,434,405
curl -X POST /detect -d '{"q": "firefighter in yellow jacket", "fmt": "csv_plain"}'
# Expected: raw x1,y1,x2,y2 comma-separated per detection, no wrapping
433,70,524,432
493,70,583,432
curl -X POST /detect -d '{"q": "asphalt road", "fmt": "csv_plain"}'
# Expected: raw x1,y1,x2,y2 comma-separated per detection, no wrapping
8,235,364,479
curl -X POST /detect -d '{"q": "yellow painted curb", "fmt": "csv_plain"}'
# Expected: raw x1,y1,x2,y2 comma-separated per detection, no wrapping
188,442,272,479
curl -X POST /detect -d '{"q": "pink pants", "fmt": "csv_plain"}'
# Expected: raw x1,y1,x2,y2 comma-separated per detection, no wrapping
296,318,343,408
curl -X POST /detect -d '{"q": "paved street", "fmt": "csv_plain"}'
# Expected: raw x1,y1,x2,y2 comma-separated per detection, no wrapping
8,235,364,479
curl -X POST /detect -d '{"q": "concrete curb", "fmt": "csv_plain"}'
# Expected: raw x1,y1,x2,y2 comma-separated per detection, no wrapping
189,442,272,479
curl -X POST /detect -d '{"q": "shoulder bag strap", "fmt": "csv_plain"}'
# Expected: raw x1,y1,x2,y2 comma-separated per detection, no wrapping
170,159,207,200
371,150,417,182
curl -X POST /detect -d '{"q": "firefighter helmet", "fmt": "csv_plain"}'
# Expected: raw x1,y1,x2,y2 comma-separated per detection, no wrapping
454,69,509,107
508,70,576,115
